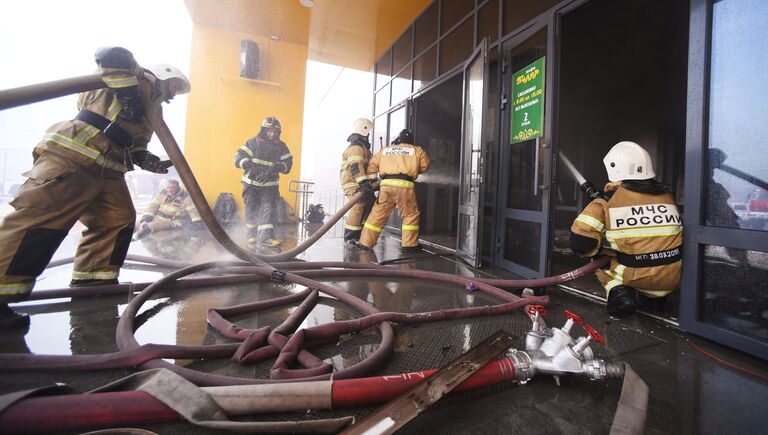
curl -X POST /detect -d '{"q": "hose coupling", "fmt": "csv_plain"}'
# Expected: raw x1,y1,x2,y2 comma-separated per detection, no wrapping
271,270,286,281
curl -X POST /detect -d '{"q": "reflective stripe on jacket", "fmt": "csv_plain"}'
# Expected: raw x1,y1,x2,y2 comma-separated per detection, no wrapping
340,143,376,193
234,135,292,186
142,190,201,222
36,68,156,177
571,182,683,295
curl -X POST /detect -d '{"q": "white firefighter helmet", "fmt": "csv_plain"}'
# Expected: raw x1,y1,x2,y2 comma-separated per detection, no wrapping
603,141,656,182
146,64,191,95
352,118,373,137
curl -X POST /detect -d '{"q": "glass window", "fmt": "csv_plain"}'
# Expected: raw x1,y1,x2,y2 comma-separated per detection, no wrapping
441,0,474,35
415,2,438,56
505,28,547,211
413,46,437,92
502,0,559,36
391,66,413,106
483,46,499,205
389,106,407,139
705,0,768,232
439,18,473,74
458,214,476,253
460,49,484,207
375,84,390,116
375,50,392,91
504,218,540,271
373,115,389,152
701,245,768,344
393,28,413,74
478,0,499,44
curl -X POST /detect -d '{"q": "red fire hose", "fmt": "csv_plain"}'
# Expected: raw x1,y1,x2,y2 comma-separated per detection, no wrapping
0,358,517,434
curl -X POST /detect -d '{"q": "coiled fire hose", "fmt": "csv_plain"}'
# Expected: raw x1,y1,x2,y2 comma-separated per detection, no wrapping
0,75,645,434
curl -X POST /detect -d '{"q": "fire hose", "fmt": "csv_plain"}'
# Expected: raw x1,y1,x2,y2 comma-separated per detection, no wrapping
0,75,641,433
0,259,617,376
1,73,365,266
0,306,640,434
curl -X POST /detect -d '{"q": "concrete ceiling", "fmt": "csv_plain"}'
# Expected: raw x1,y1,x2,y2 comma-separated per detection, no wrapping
184,0,431,71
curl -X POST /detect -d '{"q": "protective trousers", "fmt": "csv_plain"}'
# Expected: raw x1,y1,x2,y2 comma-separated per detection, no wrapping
343,190,374,241
243,185,279,245
360,185,420,248
0,152,135,303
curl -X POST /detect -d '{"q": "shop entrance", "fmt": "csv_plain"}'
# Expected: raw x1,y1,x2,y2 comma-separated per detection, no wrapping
409,74,463,249
551,0,689,313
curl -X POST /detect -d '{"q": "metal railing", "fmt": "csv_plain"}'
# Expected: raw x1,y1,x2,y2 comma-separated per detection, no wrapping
312,185,346,216
288,180,315,223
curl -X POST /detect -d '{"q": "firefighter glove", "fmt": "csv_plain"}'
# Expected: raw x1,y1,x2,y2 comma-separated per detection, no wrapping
357,180,376,201
242,160,256,172
275,161,289,173
115,86,145,121
138,153,173,174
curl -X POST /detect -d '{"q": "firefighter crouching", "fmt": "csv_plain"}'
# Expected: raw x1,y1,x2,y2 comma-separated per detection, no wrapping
234,116,293,251
340,118,378,247
133,179,203,240
0,47,190,328
569,141,683,317
359,129,430,252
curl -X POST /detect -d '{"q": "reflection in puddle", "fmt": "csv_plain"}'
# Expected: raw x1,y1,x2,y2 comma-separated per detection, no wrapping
25,311,72,355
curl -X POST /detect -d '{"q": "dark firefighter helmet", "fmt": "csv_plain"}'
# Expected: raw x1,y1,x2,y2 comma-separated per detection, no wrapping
260,116,282,140
94,46,137,70
392,128,414,145
262,116,282,131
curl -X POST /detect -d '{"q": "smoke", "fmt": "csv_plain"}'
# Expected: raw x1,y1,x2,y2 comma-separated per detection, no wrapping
417,172,461,187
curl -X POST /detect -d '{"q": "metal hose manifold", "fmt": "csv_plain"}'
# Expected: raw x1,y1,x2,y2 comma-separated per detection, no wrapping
507,309,625,383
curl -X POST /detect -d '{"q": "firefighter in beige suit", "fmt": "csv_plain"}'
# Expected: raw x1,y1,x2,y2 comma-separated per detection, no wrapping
133,179,203,240
570,141,682,317
360,129,430,251
340,118,378,245
0,47,190,328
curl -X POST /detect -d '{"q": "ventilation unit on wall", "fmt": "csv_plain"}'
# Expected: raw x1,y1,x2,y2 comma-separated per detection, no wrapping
240,40,261,79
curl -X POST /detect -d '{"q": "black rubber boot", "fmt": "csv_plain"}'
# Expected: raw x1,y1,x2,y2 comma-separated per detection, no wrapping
346,240,371,251
607,285,638,318
400,244,423,253
0,304,30,329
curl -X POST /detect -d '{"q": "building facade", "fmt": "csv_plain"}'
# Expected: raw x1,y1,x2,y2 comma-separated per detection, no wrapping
368,0,767,359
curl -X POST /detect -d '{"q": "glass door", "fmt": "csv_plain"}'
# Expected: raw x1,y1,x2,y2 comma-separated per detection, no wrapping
497,22,553,278
456,39,489,267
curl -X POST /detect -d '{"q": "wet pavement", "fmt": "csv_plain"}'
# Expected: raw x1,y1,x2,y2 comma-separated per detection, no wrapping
1,222,767,434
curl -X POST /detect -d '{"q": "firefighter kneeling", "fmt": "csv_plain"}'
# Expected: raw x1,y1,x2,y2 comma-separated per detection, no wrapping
569,141,683,317
359,129,430,252
133,179,203,240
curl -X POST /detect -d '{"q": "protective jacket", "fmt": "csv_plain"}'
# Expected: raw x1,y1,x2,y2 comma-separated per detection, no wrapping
0,66,164,300
570,181,683,298
141,189,201,225
36,67,160,177
360,142,430,248
234,134,292,247
234,136,292,187
368,143,430,185
340,139,377,195
340,135,378,240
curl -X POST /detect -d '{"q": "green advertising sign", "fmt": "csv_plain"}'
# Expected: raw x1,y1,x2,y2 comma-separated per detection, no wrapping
510,57,545,144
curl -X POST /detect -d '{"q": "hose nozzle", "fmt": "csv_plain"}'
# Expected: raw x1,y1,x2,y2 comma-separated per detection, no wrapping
580,181,603,201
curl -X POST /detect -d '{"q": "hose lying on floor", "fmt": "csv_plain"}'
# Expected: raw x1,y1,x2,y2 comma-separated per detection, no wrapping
0,76,628,433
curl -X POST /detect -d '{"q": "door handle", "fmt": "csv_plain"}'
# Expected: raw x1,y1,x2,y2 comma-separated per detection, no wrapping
533,137,540,196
